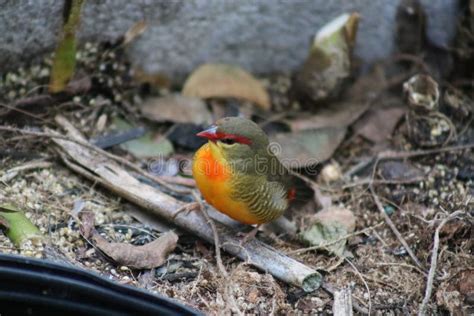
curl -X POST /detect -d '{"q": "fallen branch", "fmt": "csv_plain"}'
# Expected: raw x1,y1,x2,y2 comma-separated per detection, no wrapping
51,115,322,292
418,210,466,316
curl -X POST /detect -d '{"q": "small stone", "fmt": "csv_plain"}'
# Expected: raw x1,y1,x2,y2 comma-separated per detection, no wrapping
320,161,342,183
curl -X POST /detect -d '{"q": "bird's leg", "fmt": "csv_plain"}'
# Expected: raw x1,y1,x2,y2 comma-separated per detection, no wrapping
172,202,200,220
239,224,261,245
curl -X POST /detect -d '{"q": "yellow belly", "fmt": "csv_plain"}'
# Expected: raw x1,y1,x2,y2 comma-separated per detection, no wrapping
192,143,262,224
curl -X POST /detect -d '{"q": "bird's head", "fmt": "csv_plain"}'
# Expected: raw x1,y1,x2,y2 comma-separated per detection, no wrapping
196,117,270,161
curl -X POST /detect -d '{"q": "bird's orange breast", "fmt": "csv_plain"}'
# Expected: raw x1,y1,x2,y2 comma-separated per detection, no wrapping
192,143,262,224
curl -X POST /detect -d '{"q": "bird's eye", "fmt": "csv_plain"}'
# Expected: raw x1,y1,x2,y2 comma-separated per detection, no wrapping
220,138,236,145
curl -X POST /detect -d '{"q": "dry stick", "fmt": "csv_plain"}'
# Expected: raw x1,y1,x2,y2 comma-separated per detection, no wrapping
287,222,383,255
346,258,372,316
342,177,425,189
418,210,466,316
51,115,322,292
1,160,53,182
375,262,426,276
0,124,190,194
191,191,228,277
376,143,473,160
370,186,425,272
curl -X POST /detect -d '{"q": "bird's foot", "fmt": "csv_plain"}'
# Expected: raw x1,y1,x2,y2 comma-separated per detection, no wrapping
172,202,200,220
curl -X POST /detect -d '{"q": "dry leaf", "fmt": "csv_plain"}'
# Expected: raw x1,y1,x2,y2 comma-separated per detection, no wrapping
354,105,406,143
141,94,212,125
182,63,271,110
79,210,95,239
379,160,425,182
271,127,346,168
288,101,369,131
112,117,174,158
300,206,356,257
122,20,148,46
292,13,360,104
93,231,178,269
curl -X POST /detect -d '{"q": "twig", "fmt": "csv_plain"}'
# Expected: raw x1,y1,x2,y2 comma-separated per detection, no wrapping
375,262,427,276
191,191,227,277
346,258,372,316
376,143,474,160
370,186,425,272
287,222,383,255
1,160,52,182
342,177,425,189
345,143,474,184
418,210,466,316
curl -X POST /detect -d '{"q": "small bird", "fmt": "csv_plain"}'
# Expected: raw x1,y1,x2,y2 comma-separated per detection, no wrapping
192,117,295,235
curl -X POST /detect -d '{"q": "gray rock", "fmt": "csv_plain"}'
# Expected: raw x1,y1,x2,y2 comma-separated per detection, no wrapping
0,0,459,81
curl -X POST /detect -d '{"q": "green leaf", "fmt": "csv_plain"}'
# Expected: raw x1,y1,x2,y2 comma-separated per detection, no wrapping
49,0,85,93
0,203,42,248
300,207,355,257
112,117,174,158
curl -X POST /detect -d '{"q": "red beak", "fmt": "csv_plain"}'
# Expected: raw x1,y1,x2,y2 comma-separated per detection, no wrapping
196,125,218,141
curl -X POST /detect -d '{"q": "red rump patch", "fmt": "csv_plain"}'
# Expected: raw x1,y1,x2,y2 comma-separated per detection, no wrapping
287,188,296,201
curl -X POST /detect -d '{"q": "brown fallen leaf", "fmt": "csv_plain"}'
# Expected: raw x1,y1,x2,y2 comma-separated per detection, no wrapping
379,160,424,182
141,94,212,125
93,231,178,269
79,210,96,239
182,63,271,110
79,210,178,269
271,127,346,168
354,104,406,143
288,101,369,132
